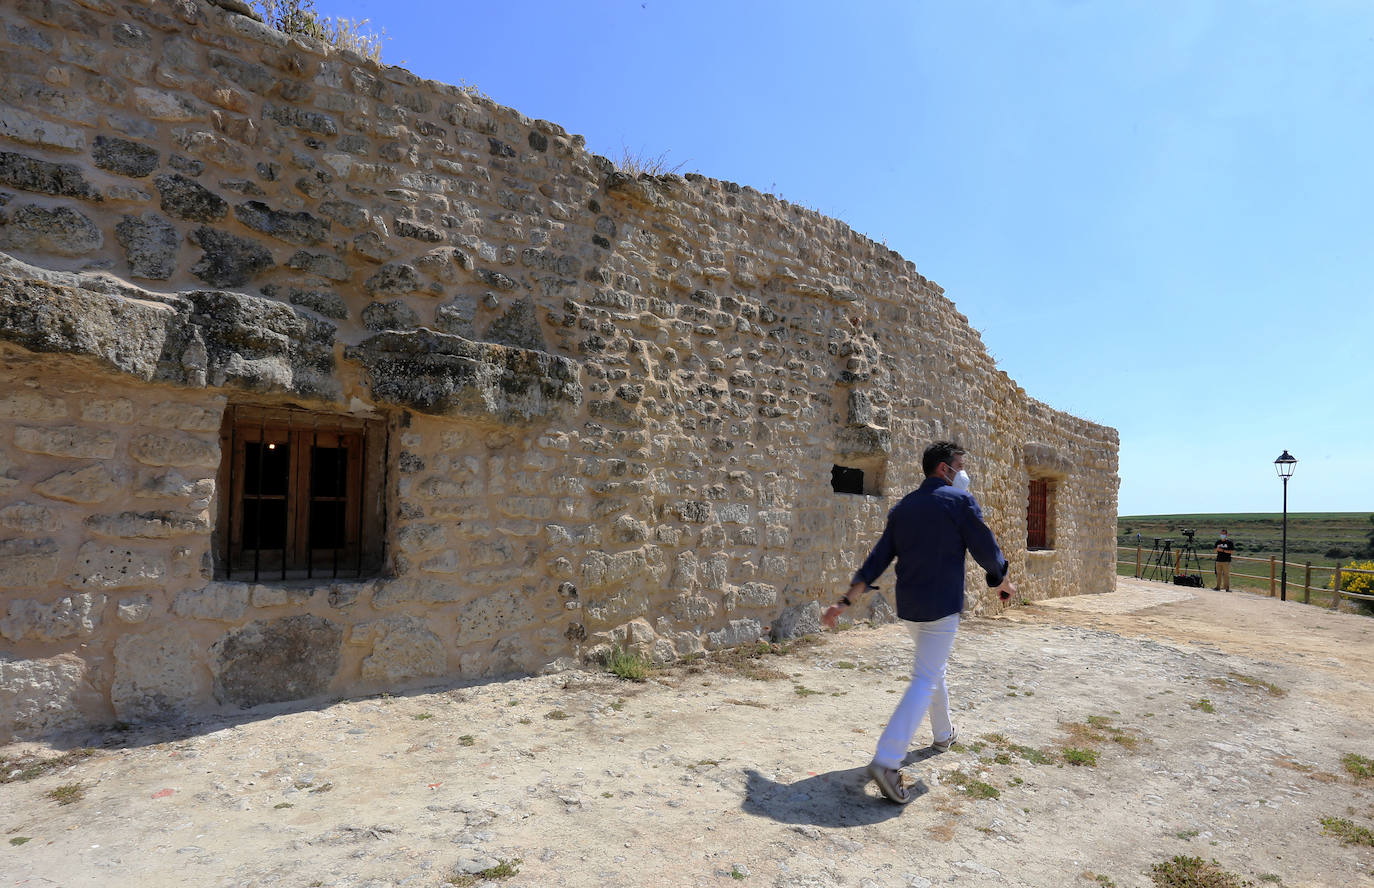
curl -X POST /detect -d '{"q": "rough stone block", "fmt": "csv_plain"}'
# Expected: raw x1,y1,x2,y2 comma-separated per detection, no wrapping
0,654,93,742
147,402,222,432
0,502,63,533
69,542,168,590
707,618,764,649
362,299,420,331
129,433,218,468
111,626,208,722
92,135,160,177
285,288,348,319
0,204,102,255
457,590,529,642
285,249,349,281
363,262,419,296
233,201,329,245
133,86,204,121
155,173,227,222
249,583,314,608
770,601,821,641
0,150,103,199
1,592,106,642
85,509,210,539
0,391,68,420
116,593,155,623
115,213,179,280
210,615,342,708
80,397,136,424
14,425,116,459
34,464,120,503
354,615,447,683
172,582,248,621
0,106,85,151
189,226,274,286
484,298,548,352
348,330,583,424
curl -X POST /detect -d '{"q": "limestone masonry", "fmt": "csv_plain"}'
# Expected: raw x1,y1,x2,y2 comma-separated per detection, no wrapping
0,0,1118,742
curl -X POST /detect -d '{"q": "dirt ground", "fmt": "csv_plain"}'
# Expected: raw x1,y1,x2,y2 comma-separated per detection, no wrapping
4,577,1373,888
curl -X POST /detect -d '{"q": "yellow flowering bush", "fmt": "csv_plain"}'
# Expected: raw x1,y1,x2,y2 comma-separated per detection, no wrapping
1329,559,1374,613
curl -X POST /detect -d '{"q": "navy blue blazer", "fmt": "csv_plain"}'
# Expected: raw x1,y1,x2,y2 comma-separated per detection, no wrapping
853,476,1009,622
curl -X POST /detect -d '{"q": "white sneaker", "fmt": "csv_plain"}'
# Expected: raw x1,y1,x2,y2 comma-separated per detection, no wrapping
932,727,958,753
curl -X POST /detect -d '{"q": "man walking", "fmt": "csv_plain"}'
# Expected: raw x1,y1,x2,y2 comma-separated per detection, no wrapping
1213,529,1235,591
823,441,1016,804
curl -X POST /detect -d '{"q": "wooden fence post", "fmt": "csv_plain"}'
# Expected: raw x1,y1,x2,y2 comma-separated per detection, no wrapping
1332,563,1342,612
1173,550,1181,579
1136,543,1142,578
1269,556,1276,597
1303,562,1312,605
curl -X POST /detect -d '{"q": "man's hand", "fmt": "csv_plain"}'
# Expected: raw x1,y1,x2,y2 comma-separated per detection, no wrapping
997,578,1018,601
822,580,869,629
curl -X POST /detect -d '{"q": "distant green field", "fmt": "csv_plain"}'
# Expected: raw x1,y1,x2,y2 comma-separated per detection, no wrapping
1116,512,1374,605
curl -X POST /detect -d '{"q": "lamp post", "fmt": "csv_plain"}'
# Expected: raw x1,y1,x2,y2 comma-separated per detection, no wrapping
1274,450,1298,601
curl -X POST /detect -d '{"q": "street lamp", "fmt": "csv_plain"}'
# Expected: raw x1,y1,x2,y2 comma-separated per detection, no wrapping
1274,450,1298,601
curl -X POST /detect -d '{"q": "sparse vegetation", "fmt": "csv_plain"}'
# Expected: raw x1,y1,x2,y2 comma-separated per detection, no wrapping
602,645,651,682
449,858,522,885
251,0,386,62
544,709,570,720
1320,816,1374,846
1150,855,1254,888
458,734,476,747
1063,747,1099,767
9,837,32,846
1191,698,1216,713
46,783,85,806
943,769,1000,799
413,712,434,720
1,748,96,784
1221,673,1285,697
1341,752,1374,780
616,147,686,178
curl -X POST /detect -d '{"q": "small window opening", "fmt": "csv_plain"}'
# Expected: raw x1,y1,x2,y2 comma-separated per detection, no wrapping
831,464,865,495
218,405,387,581
831,458,884,496
1027,478,1053,550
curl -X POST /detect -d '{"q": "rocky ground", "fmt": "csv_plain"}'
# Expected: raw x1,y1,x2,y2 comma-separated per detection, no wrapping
4,577,1373,888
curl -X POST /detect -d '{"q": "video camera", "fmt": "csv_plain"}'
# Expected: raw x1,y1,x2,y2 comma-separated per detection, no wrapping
1181,529,1195,540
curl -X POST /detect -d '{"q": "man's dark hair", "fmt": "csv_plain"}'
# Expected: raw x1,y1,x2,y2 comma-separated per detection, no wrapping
922,441,966,477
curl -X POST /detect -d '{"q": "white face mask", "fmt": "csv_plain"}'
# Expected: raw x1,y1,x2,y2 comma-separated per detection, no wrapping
953,469,971,491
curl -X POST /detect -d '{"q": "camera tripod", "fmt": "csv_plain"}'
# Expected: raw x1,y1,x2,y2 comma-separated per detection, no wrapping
1173,533,1205,587
1144,538,1174,582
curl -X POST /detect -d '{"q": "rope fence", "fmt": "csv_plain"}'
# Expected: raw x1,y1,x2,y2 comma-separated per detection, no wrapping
1115,544,1374,612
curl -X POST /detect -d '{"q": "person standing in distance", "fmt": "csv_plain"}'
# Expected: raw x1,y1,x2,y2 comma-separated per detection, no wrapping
822,441,1016,804
1213,529,1235,591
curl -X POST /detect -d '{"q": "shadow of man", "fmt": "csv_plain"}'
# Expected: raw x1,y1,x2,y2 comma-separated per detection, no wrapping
740,765,928,827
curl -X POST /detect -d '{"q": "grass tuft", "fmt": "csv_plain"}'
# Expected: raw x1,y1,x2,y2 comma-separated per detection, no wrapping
47,783,85,806
1149,855,1253,888
1320,816,1374,846
1,749,96,784
1341,752,1374,780
1191,698,1216,713
449,857,523,885
603,646,651,682
1063,747,1099,767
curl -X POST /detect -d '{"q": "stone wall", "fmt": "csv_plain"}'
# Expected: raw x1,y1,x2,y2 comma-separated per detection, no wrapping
0,0,1119,742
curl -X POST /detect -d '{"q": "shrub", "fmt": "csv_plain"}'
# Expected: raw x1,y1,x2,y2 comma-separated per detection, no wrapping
1328,559,1374,614
602,645,650,682
251,0,385,61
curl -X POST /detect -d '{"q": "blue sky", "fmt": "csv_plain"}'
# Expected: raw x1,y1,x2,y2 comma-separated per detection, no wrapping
316,0,1373,516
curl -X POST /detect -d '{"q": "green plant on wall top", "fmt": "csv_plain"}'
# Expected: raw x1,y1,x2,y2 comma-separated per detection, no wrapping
251,0,385,62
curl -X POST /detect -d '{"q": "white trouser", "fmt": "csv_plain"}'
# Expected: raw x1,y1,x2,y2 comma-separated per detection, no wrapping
873,613,959,769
